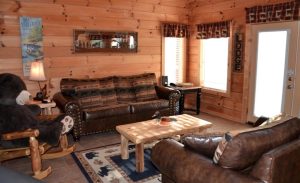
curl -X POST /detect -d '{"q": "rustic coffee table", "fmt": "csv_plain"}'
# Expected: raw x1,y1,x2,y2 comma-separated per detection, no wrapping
116,114,212,172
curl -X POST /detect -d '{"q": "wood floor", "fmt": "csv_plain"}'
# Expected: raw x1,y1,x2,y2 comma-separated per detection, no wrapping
2,113,251,183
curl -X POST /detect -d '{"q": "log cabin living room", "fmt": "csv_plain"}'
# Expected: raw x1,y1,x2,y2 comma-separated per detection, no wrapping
1,0,300,182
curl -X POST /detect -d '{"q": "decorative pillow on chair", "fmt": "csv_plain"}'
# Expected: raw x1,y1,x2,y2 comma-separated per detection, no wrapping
182,134,223,159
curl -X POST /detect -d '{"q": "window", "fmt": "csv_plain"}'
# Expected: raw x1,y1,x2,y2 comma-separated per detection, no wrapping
163,37,186,84
200,37,230,92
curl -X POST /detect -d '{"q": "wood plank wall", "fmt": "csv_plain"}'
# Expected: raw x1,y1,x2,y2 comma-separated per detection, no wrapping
186,0,290,122
0,0,292,122
0,0,188,97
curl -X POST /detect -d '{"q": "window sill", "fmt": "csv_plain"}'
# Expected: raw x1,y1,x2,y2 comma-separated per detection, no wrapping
201,87,231,97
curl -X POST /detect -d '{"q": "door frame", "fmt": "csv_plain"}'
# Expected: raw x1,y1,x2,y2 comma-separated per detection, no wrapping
242,21,300,122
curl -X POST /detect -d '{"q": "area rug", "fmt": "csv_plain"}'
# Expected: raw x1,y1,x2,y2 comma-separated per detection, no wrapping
71,143,161,183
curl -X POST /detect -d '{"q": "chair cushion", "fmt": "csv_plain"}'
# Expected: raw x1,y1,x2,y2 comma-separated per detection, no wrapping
83,104,130,120
213,117,300,170
114,76,136,103
130,99,169,113
132,73,158,102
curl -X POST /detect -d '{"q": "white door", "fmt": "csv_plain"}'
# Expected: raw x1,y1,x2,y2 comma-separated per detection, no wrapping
248,21,300,122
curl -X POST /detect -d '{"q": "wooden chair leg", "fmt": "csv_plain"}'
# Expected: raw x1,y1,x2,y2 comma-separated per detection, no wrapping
29,137,51,179
42,134,75,160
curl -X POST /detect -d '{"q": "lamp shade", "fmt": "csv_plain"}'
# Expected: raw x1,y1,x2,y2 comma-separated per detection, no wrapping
29,61,46,81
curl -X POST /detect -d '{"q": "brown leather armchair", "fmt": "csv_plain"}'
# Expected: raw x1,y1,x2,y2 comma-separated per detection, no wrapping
151,117,300,183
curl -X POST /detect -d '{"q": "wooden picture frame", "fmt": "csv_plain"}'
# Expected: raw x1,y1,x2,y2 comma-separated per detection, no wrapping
73,29,138,53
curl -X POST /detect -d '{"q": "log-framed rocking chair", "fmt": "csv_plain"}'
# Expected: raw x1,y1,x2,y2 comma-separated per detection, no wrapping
0,126,75,179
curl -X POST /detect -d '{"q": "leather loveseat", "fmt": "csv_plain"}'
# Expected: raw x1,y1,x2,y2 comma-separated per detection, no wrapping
151,117,300,183
53,73,180,141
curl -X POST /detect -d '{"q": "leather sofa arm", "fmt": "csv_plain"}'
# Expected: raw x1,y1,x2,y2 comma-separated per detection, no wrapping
151,139,263,183
53,92,82,141
53,92,79,112
155,86,178,100
155,86,180,115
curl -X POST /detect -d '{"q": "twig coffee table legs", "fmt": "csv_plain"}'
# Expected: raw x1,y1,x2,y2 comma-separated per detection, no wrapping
120,135,145,172
135,143,144,172
121,135,129,159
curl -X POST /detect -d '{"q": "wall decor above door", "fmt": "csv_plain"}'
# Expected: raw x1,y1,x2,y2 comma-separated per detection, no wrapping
73,29,138,53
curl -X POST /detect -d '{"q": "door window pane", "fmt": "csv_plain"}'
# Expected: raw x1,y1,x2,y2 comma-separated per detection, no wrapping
254,31,288,117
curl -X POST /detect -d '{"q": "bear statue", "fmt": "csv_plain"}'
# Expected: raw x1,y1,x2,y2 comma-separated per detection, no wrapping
0,73,73,148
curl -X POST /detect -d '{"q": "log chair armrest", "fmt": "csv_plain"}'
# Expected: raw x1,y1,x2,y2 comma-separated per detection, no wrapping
2,129,39,141
152,139,263,183
155,86,181,115
53,92,82,141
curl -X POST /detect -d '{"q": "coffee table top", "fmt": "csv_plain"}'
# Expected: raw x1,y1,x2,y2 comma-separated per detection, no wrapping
116,114,212,144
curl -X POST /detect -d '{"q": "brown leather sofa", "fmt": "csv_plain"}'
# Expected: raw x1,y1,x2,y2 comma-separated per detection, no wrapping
53,73,180,141
151,117,300,183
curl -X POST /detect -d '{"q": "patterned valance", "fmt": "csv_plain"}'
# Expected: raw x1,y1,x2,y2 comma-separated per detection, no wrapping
162,23,189,38
246,1,299,24
196,21,231,39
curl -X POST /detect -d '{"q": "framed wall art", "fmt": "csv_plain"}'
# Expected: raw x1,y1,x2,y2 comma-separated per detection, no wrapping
20,16,44,76
233,33,243,72
73,29,138,53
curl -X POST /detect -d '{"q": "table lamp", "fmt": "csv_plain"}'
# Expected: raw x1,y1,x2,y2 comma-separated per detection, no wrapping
29,60,47,101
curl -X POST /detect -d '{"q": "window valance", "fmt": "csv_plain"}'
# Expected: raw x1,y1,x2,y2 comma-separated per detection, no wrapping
162,23,189,38
196,21,231,39
245,1,299,24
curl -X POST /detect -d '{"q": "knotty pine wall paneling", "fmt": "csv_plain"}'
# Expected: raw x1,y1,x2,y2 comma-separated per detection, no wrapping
186,0,291,122
0,0,189,97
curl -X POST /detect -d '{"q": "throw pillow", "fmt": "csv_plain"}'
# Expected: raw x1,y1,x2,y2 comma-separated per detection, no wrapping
183,134,223,159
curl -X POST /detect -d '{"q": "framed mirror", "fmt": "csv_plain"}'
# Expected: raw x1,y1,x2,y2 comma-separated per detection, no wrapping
73,29,138,53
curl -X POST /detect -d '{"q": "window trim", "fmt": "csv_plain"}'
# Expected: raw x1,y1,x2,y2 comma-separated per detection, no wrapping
162,37,187,83
199,28,233,97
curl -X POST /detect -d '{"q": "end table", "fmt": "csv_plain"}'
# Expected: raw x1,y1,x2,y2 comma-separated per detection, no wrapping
168,86,201,114
29,100,56,115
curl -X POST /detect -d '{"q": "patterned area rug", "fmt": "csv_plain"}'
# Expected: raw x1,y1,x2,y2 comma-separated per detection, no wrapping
72,143,161,183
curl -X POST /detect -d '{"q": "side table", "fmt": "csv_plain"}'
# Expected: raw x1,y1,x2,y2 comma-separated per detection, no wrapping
28,100,56,115
169,86,201,115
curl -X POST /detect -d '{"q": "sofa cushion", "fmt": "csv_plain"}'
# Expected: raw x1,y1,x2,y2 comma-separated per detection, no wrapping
78,95,103,108
130,99,169,113
133,73,157,102
82,104,130,121
213,117,300,170
114,76,136,103
99,76,117,105
60,78,100,96
74,82,102,98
